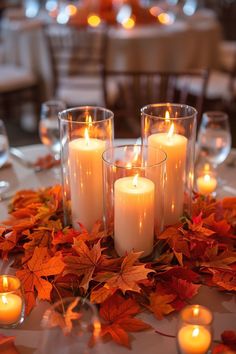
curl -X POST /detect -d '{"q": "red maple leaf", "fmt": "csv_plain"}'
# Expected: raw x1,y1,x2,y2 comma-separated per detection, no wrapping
99,294,151,348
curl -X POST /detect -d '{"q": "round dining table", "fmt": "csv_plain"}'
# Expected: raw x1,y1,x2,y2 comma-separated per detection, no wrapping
0,141,235,354
1,10,222,101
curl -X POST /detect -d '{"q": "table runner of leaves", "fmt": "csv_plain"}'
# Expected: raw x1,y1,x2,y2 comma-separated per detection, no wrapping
0,185,235,349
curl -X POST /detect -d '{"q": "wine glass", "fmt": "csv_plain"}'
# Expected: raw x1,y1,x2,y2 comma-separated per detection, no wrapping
37,297,101,354
0,120,10,197
39,100,66,161
197,111,231,169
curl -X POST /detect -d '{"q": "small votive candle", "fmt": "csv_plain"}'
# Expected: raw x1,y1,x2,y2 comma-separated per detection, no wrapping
197,171,217,195
177,305,213,354
0,275,25,328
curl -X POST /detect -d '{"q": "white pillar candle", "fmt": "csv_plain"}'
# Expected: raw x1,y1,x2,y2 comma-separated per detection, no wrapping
197,174,217,195
68,129,106,231
148,123,187,225
0,294,23,325
178,325,211,354
114,175,155,257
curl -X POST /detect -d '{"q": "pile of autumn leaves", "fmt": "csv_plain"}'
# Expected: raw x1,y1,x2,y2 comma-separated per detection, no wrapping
0,185,236,349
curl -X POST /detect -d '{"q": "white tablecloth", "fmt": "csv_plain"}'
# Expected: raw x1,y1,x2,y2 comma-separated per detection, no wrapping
1,15,222,101
0,143,235,354
106,20,222,72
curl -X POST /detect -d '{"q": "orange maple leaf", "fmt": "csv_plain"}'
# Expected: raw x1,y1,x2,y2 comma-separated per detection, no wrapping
63,240,106,291
0,334,18,354
149,293,176,320
16,247,64,314
0,229,18,260
96,251,153,294
200,247,236,270
90,285,116,304
23,229,52,253
99,294,151,348
209,269,236,291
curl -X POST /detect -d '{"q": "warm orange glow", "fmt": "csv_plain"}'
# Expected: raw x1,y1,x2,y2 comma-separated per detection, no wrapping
133,174,139,187
149,6,161,17
3,276,8,290
93,319,101,338
66,4,77,16
86,114,93,127
1,295,8,305
193,306,200,317
203,163,210,172
126,162,132,169
192,327,200,338
133,144,139,162
84,128,89,145
122,17,135,29
203,174,211,183
158,12,173,25
165,110,170,123
167,123,174,139
87,14,101,27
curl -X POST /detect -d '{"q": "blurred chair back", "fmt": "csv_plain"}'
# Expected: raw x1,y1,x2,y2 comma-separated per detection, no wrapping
44,24,107,106
103,69,209,136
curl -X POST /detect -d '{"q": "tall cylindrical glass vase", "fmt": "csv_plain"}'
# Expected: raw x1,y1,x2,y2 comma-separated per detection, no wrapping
141,103,197,226
103,144,166,258
59,106,114,231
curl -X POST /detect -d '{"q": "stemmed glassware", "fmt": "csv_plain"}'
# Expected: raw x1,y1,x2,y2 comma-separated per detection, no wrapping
39,100,66,162
0,120,10,198
197,111,231,171
37,297,101,354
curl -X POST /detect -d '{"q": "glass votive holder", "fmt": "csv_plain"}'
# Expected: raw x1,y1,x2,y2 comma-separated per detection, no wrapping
195,163,217,196
177,304,213,354
39,297,101,354
0,275,25,328
141,103,197,226
59,106,114,231
102,144,167,258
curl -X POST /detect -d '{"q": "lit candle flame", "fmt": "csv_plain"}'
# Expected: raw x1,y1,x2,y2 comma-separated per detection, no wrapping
167,123,174,139
133,174,139,187
192,327,200,338
87,14,101,27
158,12,174,25
65,4,77,16
193,306,200,317
84,128,89,145
3,276,8,290
203,174,211,183
86,115,93,127
122,17,135,29
165,110,170,123
2,295,8,305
